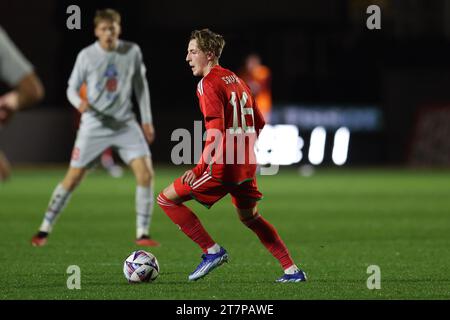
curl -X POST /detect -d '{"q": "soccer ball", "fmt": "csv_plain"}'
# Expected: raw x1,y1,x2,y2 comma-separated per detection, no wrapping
123,250,159,283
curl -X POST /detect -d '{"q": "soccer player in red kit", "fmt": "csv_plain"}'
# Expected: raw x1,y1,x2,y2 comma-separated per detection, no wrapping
157,29,307,282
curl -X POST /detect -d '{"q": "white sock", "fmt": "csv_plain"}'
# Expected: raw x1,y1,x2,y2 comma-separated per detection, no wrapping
39,184,72,233
207,243,221,254
284,265,300,275
136,185,154,238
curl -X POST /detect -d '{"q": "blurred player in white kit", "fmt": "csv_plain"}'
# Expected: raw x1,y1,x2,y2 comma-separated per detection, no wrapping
0,25,44,181
31,9,160,247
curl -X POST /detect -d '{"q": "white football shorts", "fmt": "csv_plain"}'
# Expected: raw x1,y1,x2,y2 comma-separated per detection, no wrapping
70,119,150,168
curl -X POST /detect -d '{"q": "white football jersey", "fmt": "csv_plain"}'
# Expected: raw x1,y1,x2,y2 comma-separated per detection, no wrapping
67,40,152,128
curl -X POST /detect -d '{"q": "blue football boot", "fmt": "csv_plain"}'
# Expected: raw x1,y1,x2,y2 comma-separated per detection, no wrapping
188,247,228,281
276,269,307,283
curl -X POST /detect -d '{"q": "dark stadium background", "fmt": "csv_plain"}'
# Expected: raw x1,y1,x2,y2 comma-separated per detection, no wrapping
1,0,449,168
1,0,450,303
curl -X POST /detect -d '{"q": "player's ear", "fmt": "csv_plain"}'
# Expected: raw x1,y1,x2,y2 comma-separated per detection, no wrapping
94,25,100,38
116,23,122,37
206,51,215,62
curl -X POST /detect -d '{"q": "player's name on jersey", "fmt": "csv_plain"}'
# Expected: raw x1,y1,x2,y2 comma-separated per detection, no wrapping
221,75,238,85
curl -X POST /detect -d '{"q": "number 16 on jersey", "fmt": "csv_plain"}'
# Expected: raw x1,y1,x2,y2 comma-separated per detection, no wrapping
229,91,256,134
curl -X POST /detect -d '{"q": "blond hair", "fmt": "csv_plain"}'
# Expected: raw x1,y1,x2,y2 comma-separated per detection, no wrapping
190,29,225,60
94,8,121,27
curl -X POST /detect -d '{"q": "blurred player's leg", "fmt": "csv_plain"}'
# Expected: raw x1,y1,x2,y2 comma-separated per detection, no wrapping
0,151,11,182
31,167,87,247
101,148,123,178
129,156,159,247
236,204,307,283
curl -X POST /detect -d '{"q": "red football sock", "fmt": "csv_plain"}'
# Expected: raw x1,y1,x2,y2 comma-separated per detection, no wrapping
242,213,295,270
157,193,215,253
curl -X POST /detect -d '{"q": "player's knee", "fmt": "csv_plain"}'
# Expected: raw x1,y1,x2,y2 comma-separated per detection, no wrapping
233,198,258,219
131,156,154,186
146,166,154,182
134,166,152,186
157,191,178,211
236,207,258,223
160,184,182,203
157,192,166,208
140,172,152,186
141,161,155,183
161,186,173,201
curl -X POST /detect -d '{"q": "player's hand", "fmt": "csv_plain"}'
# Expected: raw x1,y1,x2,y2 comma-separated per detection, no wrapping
0,91,19,126
142,123,155,145
181,170,197,186
0,107,13,126
0,105,14,126
78,101,90,113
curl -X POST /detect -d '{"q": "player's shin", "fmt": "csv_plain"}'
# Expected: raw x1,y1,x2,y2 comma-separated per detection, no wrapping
241,213,296,270
136,185,154,238
39,184,72,233
157,193,215,252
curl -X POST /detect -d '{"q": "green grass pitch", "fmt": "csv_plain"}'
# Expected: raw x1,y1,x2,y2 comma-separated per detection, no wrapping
0,166,449,299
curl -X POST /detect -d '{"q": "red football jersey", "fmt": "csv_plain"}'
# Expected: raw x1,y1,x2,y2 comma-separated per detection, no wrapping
195,65,266,184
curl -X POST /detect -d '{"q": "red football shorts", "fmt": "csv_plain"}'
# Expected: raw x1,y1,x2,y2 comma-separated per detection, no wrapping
173,171,263,209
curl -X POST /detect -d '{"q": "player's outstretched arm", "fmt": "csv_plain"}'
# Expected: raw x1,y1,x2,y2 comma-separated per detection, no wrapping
141,122,155,145
2,72,44,109
189,117,224,181
0,72,44,125
17,72,44,108
133,45,154,133
66,51,87,110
